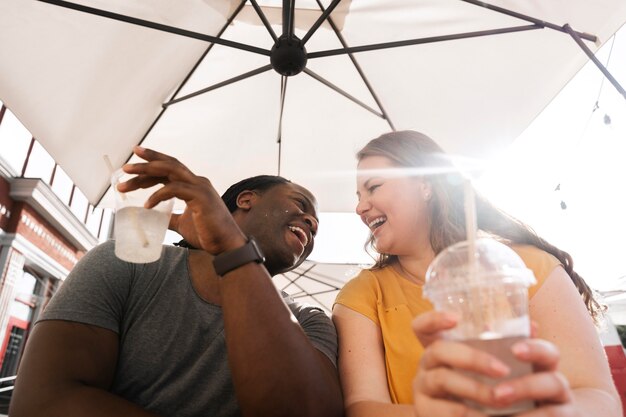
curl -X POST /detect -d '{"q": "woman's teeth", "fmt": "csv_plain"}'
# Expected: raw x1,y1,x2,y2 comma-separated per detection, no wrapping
368,217,386,230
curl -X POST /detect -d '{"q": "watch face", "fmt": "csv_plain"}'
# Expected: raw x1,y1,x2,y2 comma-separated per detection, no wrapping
249,238,266,263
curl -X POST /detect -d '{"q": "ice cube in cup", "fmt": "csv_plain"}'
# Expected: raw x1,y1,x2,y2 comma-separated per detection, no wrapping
114,204,173,263
111,169,174,263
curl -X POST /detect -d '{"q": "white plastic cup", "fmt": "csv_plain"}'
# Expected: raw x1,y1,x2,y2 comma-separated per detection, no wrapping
111,169,174,263
424,238,537,415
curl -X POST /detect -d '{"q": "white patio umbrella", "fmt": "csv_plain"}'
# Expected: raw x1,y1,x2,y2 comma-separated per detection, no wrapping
1,0,625,212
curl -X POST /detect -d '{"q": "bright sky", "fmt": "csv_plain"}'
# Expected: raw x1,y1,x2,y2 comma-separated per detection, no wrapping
309,24,626,292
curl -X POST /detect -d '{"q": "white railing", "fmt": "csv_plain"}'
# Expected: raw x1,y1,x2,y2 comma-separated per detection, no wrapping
0,375,16,393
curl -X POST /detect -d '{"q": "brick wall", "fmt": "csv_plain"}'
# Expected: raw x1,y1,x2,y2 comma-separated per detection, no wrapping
13,203,83,271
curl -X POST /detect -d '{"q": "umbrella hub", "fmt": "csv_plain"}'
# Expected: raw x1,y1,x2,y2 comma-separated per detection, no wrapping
270,35,308,76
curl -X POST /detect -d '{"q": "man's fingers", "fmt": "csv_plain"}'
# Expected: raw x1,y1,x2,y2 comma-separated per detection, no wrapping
122,159,189,180
133,146,177,162
116,175,163,193
146,182,216,208
412,311,458,347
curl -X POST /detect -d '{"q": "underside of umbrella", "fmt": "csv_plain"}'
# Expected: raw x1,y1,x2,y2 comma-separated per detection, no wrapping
1,0,625,212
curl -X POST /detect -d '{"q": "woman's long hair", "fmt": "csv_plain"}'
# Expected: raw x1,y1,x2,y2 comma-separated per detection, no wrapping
357,130,603,321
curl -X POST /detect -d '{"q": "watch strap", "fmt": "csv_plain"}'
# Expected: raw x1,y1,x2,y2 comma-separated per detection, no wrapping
213,237,265,276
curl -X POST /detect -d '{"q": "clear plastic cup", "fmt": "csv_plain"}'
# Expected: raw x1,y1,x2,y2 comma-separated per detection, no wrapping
424,238,537,415
111,169,174,263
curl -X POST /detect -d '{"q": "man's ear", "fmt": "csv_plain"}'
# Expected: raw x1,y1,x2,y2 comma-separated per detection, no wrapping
236,190,258,211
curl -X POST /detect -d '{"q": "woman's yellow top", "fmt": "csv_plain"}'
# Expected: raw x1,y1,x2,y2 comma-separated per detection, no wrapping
334,245,561,404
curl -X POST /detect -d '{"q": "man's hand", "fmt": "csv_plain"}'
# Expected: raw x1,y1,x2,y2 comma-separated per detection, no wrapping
117,146,246,254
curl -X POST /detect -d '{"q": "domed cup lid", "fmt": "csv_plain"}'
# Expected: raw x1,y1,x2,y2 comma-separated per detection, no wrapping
424,238,536,299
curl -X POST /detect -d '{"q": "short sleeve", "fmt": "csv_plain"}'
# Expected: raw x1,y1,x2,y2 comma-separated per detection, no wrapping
333,270,380,325
285,298,338,367
511,245,562,299
38,240,133,333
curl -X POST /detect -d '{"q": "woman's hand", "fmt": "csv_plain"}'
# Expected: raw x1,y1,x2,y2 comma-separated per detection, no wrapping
117,146,247,254
491,339,576,416
411,311,577,417
411,311,504,417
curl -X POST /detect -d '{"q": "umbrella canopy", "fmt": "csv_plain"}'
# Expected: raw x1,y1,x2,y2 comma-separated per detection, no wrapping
1,0,625,212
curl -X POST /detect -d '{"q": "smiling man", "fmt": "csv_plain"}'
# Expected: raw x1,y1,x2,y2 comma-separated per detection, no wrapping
10,148,343,417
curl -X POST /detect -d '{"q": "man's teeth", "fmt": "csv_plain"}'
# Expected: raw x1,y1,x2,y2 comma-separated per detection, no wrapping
288,225,308,246
368,217,386,229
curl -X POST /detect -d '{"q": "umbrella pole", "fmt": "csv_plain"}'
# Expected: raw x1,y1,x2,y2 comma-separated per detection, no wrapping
563,24,626,102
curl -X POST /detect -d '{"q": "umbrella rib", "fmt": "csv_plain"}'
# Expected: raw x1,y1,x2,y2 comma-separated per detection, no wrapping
563,24,626,101
294,264,360,285
168,0,248,103
37,0,271,56
301,0,343,45
281,272,331,312
308,24,542,58
94,1,249,207
281,264,316,291
291,288,341,298
277,76,288,175
459,0,597,43
303,69,384,119
248,0,278,42
314,0,395,130
287,273,341,291
283,0,296,37
163,65,274,107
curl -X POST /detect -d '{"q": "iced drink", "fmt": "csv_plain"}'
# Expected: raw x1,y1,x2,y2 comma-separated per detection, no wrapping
111,169,174,264
114,206,172,263
462,336,534,415
424,238,537,415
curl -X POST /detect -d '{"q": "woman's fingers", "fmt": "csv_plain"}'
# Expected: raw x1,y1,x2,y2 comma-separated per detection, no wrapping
412,311,459,347
493,371,571,405
511,339,560,372
514,403,577,417
421,340,510,378
414,392,489,417
416,339,510,409
491,339,568,406
418,366,496,405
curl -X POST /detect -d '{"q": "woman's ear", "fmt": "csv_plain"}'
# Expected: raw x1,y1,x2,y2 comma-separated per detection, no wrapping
420,180,433,201
236,190,258,211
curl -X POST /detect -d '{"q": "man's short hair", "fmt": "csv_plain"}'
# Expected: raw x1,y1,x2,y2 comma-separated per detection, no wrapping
221,175,291,213
174,175,291,249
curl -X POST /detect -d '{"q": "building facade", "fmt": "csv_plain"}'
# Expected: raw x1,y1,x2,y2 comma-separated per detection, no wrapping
0,103,112,377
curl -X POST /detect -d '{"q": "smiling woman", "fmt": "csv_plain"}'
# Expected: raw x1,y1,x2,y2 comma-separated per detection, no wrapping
332,130,620,417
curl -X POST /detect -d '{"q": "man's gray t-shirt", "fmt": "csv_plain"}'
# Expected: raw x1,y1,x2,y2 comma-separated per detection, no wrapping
39,241,337,417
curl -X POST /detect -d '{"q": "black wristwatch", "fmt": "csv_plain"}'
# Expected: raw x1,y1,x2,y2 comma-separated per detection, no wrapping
213,237,265,276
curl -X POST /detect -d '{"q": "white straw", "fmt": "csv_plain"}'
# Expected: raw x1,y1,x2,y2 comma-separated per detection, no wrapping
464,178,477,275
103,155,125,201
